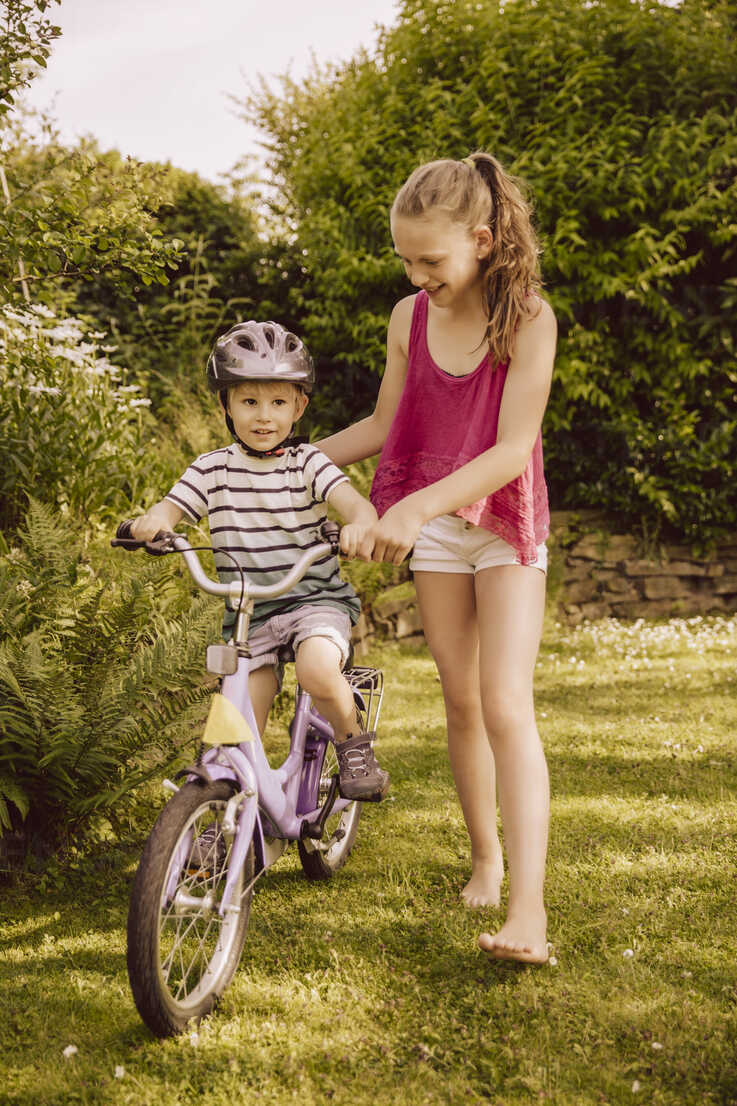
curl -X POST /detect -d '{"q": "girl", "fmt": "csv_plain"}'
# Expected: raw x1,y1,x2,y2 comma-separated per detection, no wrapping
321,153,556,964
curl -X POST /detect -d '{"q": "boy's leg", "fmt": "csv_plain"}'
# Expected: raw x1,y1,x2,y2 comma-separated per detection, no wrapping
249,664,279,736
294,635,357,737
474,564,549,964
414,570,504,908
295,634,389,801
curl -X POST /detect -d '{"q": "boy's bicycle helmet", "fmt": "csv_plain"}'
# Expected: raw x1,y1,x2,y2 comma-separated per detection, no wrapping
207,320,315,395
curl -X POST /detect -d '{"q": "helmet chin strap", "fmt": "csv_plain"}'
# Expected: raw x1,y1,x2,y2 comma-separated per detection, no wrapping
224,411,306,457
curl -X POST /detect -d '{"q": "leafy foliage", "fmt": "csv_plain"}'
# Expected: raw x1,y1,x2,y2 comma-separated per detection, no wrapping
68,166,267,406
0,302,166,531
0,500,220,856
0,133,183,304
245,0,737,543
0,0,60,123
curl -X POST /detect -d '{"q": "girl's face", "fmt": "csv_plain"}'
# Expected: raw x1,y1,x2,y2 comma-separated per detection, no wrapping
391,210,492,310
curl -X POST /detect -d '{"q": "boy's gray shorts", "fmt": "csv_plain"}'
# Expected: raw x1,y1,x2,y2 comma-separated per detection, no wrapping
248,604,352,690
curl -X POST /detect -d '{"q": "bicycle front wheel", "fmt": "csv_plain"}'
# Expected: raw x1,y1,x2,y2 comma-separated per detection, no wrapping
298,742,361,880
127,780,254,1037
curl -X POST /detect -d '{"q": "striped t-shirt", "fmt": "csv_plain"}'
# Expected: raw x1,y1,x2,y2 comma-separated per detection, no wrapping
166,442,361,636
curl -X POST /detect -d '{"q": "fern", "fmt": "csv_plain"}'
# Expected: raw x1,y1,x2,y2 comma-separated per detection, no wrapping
0,500,220,858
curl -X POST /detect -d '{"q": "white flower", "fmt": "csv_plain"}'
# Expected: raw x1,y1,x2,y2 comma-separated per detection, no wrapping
548,956,558,966
189,1031,200,1047
62,1044,78,1059
623,948,635,958
632,1080,641,1092
114,1065,125,1079
651,1041,663,1050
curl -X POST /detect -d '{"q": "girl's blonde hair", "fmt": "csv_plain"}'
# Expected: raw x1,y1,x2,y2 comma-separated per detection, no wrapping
391,152,542,365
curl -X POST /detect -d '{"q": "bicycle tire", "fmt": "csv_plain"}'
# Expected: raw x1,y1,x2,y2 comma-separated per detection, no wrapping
297,741,362,880
127,780,254,1037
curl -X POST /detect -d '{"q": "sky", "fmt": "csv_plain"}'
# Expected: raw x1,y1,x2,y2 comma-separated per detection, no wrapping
26,0,402,183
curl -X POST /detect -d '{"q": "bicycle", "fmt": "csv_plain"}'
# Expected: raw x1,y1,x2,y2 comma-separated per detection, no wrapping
112,519,384,1039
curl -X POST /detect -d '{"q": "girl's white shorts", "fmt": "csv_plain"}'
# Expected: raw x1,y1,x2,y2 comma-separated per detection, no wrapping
409,514,548,575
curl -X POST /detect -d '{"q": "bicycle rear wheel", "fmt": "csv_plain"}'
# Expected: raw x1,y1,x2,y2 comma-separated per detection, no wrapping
298,741,361,880
127,780,254,1037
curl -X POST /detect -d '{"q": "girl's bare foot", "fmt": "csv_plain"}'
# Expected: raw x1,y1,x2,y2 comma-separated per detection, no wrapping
478,911,549,964
461,857,505,909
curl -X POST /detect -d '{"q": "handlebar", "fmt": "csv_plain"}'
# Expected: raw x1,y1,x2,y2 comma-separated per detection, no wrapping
111,519,341,604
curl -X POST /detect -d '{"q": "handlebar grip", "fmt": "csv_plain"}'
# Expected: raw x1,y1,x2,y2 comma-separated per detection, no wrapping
320,520,341,553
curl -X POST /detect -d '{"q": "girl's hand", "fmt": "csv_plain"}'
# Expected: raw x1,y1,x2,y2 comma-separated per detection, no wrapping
339,522,376,561
371,503,425,565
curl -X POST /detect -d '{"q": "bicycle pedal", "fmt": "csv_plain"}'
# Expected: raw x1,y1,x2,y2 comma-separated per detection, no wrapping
300,820,324,840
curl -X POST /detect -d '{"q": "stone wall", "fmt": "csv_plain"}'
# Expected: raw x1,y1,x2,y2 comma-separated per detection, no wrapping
550,510,737,625
354,512,737,651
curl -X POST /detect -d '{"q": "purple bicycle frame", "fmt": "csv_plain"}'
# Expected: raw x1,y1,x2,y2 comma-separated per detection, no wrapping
184,655,352,916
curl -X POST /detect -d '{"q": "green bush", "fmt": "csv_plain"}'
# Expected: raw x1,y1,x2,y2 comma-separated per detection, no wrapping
68,166,266,407
0,303,163,531
0,134,183,305
246,0,737,544
0,500,220,858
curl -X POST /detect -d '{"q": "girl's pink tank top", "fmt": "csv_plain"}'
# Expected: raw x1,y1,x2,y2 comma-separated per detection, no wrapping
370,291,549,566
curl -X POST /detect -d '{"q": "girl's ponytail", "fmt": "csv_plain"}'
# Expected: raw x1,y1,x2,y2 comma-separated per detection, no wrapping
464,152,542,366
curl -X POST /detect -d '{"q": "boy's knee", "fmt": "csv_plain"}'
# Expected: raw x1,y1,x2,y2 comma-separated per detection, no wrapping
295,636,344,696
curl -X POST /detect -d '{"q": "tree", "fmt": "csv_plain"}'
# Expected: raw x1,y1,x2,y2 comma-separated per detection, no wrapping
67,165,267,405
0,130,184,305
0,0,60,122
244,0,737,544
1,4,184,307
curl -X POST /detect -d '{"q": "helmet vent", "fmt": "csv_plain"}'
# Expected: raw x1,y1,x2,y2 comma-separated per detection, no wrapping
235,336,255,351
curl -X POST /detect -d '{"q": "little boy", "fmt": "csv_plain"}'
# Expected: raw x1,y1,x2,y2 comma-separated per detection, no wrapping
131,320,389,802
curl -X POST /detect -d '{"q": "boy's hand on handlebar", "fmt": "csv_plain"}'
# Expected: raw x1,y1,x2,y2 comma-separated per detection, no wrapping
339,521,376,561
130,513,173,542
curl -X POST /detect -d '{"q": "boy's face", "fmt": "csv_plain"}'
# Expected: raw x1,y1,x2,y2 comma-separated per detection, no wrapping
226,380,308,452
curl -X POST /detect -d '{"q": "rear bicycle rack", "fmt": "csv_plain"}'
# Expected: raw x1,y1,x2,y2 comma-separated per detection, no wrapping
344,666,385,734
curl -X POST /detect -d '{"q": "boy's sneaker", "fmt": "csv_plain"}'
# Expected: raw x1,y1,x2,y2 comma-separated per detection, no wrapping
189,824,226,877
335,732,390,803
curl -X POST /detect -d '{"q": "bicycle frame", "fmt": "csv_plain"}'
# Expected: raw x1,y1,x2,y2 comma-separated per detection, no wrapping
160,533,356,917
177,656,354,915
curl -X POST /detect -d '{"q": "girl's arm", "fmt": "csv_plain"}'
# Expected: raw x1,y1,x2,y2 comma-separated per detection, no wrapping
318,296,413,467
371,299,557,565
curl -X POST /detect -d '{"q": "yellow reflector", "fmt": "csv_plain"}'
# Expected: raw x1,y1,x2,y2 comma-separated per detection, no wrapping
201,693,256,746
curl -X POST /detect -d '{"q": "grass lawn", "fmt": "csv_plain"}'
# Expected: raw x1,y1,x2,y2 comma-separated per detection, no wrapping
2,614,736,1105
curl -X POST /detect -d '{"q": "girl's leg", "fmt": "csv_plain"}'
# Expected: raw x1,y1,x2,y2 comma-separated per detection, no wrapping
414,571,504,907
474,564,549,963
